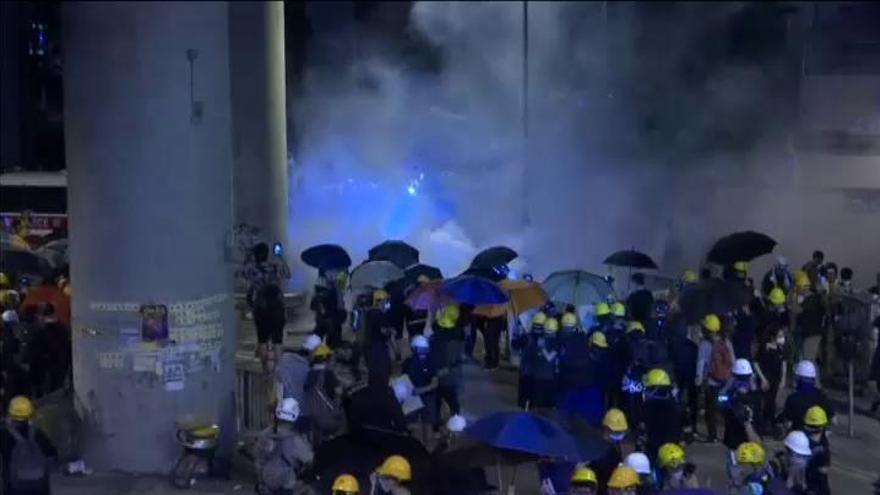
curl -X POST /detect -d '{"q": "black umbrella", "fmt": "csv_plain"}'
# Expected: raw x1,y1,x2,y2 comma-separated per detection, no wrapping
603,249,658,270
369,240,420,269
0,249,53,278
679,279,753,324
470,246,518,270
300,244,352,271
707,231,776,265
405,263,444,285
459,266,506,282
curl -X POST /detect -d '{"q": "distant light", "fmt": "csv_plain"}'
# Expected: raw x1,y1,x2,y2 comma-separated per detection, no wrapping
407,185,417,196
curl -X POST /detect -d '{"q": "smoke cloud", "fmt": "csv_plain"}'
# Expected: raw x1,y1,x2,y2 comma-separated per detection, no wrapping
288,2,879,291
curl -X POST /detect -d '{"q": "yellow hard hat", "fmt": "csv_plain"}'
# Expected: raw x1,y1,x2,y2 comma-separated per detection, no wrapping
607,466,640,489
561,312,578,327
594,302,611,317
735,442,766,466
312,343,333,359
804,406,828,428
602,408,628,433
442,304,460,323
682,270,698,283
794,271,810,289
63,284,72,297
658,443,686,468
570,466,598,485
8,396,35,421
644,368,671,387
376,455,412,482
189,424,220,439
626,320,645,334
590,331,608,348
611,302,626,317
332,474,360,493
768,287,786,306
702,313,721,333
734,261,750,273
531,311,547,326
437,316,456,329
373,289,390,305
543,318,559,333
0,272,10,288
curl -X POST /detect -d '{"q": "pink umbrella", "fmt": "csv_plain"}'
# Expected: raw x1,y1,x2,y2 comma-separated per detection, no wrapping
405,280,451,311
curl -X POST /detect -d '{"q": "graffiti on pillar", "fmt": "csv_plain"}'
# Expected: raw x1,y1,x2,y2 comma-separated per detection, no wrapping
90,293,229,388
140,303,169,342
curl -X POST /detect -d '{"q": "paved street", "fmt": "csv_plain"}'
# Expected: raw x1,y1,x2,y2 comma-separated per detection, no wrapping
53,305,880,494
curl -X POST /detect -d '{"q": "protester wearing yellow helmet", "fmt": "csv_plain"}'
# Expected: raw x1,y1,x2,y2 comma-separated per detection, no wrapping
607,465,640,494
803,405,831,494
311,343,333,361
570,465,598,495
333,474,360,494
373,289,390,307
702,313,721,333
657,443,699,489
768,287,787,307
611,301,626,318
732,441,771,492
793,270,811,291
644,368,671,387
372,455,412,494
682,270,698,284
594,302,611,318
626,320,645,334
543,317,560,333
530,311,547,333
561,312,578,330
733,261,750,276
590,331,608,349
4,396,57,490
696,312,732,443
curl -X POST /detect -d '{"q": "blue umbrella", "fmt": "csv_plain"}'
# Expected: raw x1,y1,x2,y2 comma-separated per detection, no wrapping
464,411,582,460
442,276,508,305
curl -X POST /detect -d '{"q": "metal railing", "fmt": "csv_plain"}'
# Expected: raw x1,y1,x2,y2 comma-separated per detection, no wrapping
235,364,274,435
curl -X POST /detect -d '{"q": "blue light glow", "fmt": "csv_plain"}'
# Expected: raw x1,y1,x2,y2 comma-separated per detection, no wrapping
407,184,417,196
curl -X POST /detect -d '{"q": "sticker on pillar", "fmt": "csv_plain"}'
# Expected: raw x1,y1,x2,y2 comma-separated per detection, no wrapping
163,355,185,392
132,352,159,373
141,304,169,342
120,327,142,350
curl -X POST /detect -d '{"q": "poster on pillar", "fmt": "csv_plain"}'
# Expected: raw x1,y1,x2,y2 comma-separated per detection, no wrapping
140,304,169,342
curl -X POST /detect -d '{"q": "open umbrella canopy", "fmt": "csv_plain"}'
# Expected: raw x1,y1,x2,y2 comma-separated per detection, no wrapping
474,279,548,317
442,276,508,306
546,411,611,462
300,243,352,271
369,240,420,269
460,266,506,282
0,232,31,251
349,260,405,293
543,270,614,307
405,280,451,311
464,411,582,461
0,248,53,279
470,246,518,270
707,231,777,265
603,249,658,269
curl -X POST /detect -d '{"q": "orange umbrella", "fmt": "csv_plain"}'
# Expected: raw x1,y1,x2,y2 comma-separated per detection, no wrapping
474,279,548,317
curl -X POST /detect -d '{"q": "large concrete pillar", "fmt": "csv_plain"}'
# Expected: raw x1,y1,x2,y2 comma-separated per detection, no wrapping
229,1,288,249
62,2,237,472
0,1,23,170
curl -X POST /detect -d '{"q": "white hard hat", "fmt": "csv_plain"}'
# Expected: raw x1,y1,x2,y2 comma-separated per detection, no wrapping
776,256,789,266
1,310,18,323
795,360,817,379
624,452,652,475
391,379,412,403
275,398,300,423
784,431,811,456
411,335,429,349
733,359,753,376
302,334,322,352
446,414,467,433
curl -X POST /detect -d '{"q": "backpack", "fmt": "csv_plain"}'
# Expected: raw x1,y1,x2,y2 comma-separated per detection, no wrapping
256,432,293,492
5,423,49,490
708,340,733,383
302,370,345,434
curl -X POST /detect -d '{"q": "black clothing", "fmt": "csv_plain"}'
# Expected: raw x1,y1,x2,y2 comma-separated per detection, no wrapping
732,311,757,360
722,387,759,450
592,443,623,495
780,387,834,431
702,384,721,441
626,289,655,324
1,420,57,494
404,307,428,337
558,332,592,394
254,301,285,344
796,293,825,339
476,316,505,369
304,368,338,400
643,396,683,458
806,434,830,495
364,309,394,385
345,383,407,433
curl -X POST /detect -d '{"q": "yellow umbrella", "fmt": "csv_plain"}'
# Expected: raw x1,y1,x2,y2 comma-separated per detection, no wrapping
473,279,548,317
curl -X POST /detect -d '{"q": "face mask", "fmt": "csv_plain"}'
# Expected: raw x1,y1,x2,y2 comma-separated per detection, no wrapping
609,432,626,442
797,295,805,304
776,336,786,346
